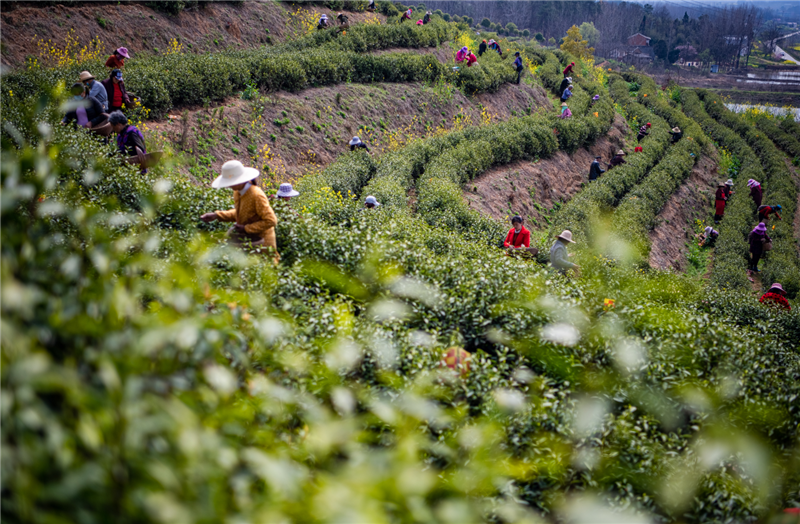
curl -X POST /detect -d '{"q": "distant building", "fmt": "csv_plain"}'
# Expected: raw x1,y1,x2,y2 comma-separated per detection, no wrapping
606,33,654,65
675,45,699,66
627,33,651,47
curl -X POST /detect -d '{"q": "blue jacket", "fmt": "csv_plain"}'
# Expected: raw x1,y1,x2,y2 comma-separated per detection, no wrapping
514,56,523,70
561,87,572,101
87,79,108,111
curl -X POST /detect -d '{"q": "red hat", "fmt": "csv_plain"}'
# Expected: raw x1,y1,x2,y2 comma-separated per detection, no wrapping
646,122,651,127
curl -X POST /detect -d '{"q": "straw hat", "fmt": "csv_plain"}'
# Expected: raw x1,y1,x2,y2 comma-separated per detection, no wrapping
115,47,130,58
718,181,725,186
557,230,575,243
349,136,362,146
617,150,625,155
212,160,259,189
561,102,568,107
276,183,299,197
768,283,787,296
79,71,95,82
672,127,681,133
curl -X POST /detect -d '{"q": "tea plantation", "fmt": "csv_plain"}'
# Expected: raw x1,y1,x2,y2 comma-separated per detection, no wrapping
2,8,799,524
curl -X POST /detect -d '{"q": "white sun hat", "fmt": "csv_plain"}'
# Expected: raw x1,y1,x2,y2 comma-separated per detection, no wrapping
212,160,259,189
365,195,381,206
276,183,299,197
349,136,362,146
557,230,576,243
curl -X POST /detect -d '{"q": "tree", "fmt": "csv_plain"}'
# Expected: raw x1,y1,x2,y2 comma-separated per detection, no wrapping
697,48,712,70
480,17,491,28
578,21,600,47
548,37,556,46
560,24,594,59
760,20,782,56
535,32,544,43
668,48,680,64
522,29,530,38
505,22,518,35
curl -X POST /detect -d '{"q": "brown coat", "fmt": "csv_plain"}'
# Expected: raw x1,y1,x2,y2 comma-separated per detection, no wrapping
216,185,278,253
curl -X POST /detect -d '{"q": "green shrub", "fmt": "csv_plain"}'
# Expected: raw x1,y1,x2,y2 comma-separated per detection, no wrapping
698,90,800,298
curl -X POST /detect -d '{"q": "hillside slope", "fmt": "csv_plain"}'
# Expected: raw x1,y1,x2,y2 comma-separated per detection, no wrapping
151,81,551,182
0,1,384,67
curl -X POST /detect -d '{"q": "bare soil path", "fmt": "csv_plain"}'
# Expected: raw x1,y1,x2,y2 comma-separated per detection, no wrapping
648,153,719,272
462,114,629,229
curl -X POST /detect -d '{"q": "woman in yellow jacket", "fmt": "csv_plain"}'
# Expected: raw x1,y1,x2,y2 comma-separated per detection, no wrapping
201,160,279,263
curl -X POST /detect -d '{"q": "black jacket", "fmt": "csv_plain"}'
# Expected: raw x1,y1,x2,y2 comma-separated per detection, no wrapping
478,42,487,56
63,96,107,127
669,131,682,143
589,160,605,180
559,77,570,95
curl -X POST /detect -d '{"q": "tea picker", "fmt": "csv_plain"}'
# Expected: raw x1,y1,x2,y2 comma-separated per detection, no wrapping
637,122,651,142
588,155,605,181
349,136,371,153
760,283,792,311
608,150,626,168
550,230,580,277
108,111,162,172
200,160,280,264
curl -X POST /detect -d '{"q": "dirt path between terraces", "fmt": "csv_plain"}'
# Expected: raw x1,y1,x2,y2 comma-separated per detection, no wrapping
149,81,552,184
649,153,719,272
462,113,629,228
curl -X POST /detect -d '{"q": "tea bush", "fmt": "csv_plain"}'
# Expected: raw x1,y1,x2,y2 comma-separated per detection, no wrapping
753,115,800,163
3,19,461,117
4,44,800,524
699,90,800,298
549,75,673,244
611,138,701,259
681,89,754,294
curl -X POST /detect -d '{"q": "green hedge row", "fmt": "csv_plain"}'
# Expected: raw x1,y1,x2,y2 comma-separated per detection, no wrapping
611,138,701,259
680,90,759,293
622,72,711,151
780,117,800,139
4,19,469,116
753,115,800,161
700,90,800,298
549,75,673,244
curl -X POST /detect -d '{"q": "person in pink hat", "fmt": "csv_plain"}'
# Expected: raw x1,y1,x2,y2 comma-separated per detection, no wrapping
760,283,791,311
106,47,130,69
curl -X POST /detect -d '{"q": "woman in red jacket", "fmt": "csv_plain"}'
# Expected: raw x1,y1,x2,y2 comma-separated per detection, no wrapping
714,182,727,223
760,283,791,311
504,216,531,249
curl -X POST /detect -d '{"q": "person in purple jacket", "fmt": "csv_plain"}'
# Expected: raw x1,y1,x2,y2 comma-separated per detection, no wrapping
109,111,147,170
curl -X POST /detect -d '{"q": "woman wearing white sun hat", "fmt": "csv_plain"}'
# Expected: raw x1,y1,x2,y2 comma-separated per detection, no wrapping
201,160,279,263
550,230,580,277
275,183,300,200
349,136,371,153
